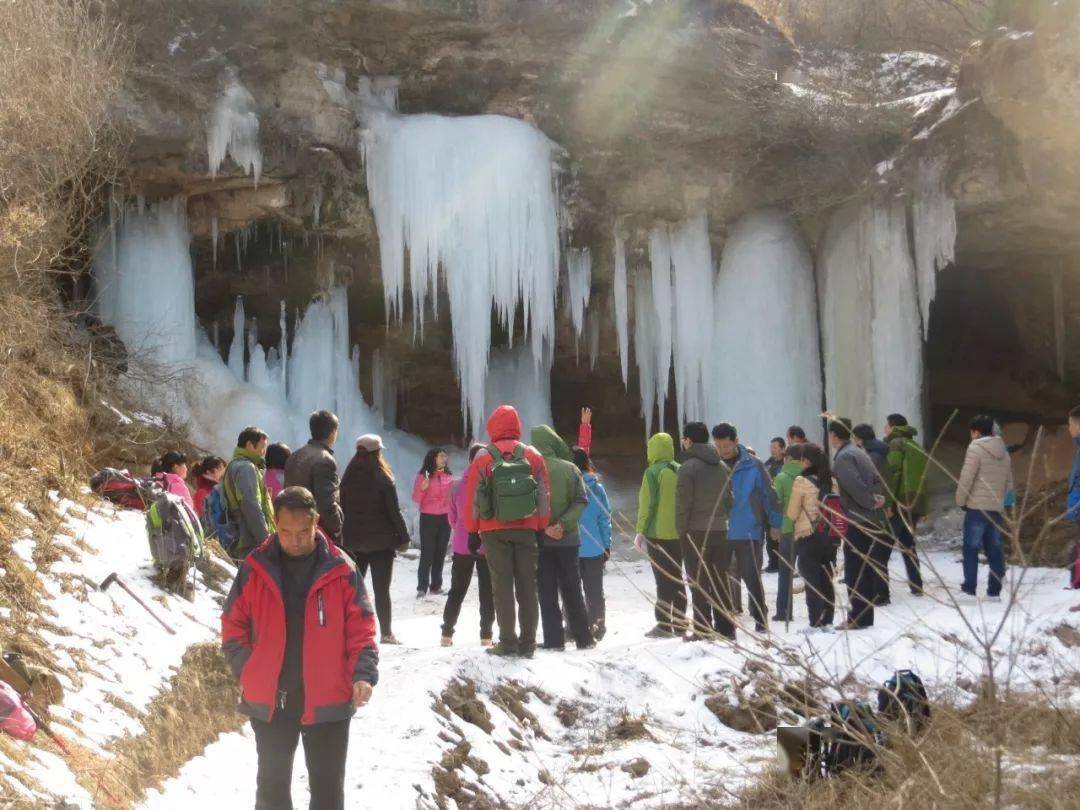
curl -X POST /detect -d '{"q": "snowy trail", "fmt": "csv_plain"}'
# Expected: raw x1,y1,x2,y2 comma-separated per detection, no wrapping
142,541,1080,809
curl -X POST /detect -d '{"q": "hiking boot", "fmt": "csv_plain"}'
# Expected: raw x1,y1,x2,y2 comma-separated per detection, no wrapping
540,643,566,652
486,641,519,658
518,643,536,659
381,634,401,645
836,620,869,631
644,625,678,639
684,632,708,642
416,590,427,600
440,636,453,647
754,622,768,633
592,622,607,642
430,587,444,596
771,614,791,622
576,640,597,650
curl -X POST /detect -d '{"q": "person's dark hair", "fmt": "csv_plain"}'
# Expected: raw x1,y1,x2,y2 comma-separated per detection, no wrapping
420,448,450,477
1069,405,1080,422
970,414,995,437
309,410,339,442
683,422,709,445
265,442,291,470
711,422,737,441
784,443,804,461
801,443,832,495
787,425,806,442
572,446,594,474
468,442,485,463
771,436,786,449
852,423,876,443
151,450,187,476
192,455,226,477
827,418,852,442
237,426,268,449
274,486,318,518
887,413,909,428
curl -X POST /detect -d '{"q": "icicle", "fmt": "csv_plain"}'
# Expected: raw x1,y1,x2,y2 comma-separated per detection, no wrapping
587,311,600,371
312,185,323,227
361,109,560,436
668,214,714,426
566,247,591,339
646,224,675,430
207,71,262,185
613,226,630,387
211,321,220,352
711,209,822,452
484,344,553,435
277,301,288,395
227,297,246,380
819,199,923,433
912,158,956,336
633,271,658,436
234,231,242,275
211,215,219,270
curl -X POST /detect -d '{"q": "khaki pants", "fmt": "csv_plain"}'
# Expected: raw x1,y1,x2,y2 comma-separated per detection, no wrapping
480,529,539,648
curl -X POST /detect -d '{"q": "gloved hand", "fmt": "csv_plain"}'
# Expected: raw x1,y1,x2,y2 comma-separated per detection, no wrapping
467,533,482,555
634,533,648,554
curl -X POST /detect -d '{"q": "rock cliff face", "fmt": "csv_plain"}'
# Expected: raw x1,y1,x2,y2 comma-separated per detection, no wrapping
104,0,1080,439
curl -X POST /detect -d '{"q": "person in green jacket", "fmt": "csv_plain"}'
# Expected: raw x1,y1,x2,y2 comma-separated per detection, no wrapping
223,426,277,559
884,414,926,597
530,425,594,650
635,433,683,638
771,444,804,622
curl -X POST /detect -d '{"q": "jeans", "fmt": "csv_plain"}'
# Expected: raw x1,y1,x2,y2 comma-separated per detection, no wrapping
775,532,796,620
418,513,451,593
962,510,1005,597
351,549,395,638
480,530,539,648
647,538,687,633
538,544,593,647
440,552,494,640
798,532,837,627
251,699,350,810
579,555,606,628
889,511,924,594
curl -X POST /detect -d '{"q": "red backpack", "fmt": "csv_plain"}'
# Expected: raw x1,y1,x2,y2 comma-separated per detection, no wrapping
90,468,162,510
806,475,848,539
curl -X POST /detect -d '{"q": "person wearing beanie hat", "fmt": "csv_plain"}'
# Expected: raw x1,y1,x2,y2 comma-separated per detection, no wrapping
356,434,383,452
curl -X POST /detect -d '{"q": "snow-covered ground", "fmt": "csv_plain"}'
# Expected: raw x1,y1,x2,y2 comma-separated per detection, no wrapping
142,531,1080,809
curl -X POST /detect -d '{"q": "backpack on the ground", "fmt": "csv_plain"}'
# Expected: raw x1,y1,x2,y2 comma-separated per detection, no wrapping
201,483,237,550
822,701,884,776
877,669,930,733
475,443,539,522
90,468,160,510
146,492,203,572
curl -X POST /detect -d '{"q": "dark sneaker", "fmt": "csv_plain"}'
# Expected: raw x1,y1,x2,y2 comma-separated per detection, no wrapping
577,640,597,650
644,625,678,639
771,614,792,622
540,643,565,652
486,642,519,657
592,623,607,642
755,622,768,633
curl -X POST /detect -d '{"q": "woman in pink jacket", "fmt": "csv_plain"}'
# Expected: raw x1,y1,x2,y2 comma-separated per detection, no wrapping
440,444,495,646
151,451,195,511
412,448,454,597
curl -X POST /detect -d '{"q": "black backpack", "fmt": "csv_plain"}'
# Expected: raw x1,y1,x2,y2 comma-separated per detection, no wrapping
822,701,884,777
877,669,930,733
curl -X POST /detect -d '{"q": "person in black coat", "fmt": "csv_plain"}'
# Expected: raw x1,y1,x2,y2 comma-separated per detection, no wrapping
340,434,411,644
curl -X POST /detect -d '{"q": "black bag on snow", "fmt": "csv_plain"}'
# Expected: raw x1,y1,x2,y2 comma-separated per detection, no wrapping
877,669,930,732
823,701,885,776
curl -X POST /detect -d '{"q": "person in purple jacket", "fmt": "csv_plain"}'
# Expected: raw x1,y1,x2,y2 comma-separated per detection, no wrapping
440,444,495,647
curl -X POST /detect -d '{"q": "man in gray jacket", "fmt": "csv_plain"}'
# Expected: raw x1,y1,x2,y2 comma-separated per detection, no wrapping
285,410,344,543
676,422,733,639
829,419,887,629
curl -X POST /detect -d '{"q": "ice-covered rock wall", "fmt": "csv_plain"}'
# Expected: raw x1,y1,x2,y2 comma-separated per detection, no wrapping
819,199,924,433
207,72,262,184
912,158,956,335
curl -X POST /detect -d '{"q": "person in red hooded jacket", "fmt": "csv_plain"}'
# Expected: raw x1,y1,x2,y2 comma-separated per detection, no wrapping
464,405,551,659
221,486,378,810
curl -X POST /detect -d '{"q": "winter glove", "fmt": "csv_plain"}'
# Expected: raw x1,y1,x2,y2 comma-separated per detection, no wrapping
634,533,648,554
467,533,482,555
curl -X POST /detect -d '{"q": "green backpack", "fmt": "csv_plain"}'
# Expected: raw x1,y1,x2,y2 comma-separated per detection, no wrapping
476,443,539,522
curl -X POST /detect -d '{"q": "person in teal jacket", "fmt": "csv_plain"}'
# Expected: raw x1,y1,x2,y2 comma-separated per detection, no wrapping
635,432,683,638
772,444,804,622
574,446,612,640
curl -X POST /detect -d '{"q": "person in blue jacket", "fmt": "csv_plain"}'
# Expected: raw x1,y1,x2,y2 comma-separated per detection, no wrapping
573,446,612,641
712,422,782,633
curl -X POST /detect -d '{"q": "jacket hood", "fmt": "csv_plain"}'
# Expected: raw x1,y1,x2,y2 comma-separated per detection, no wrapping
530,424,572,461
781,459,802,476
865,438,889,453
486,405,522,443
973,435,1009,460
647,433,675,464
889,425,918,441
684,442,720,466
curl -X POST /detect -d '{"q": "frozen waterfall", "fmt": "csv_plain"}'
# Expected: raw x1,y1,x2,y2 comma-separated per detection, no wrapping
818,199,923,434
484,344,553,436
613,227,630,386
361,110,561,437
207,72,262,184
711,209,822,452
912,158,956,335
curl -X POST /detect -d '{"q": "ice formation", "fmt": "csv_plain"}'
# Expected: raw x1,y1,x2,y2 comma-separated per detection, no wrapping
361,110,560,436
632,271,659,435
92,200,431,503
668,214,715,427
613,227,630,386
711,209,822,452
484,344,553,435
912,157,956,335
207,72,262,184
818,199,923,433
566,248,592,339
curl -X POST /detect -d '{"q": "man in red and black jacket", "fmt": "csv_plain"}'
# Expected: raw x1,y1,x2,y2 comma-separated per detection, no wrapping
221,486,378,810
